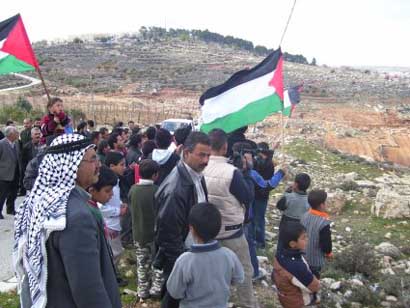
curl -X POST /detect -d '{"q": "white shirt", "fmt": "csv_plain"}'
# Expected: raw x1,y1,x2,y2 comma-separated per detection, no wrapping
100,181,122,231
183,162,206,203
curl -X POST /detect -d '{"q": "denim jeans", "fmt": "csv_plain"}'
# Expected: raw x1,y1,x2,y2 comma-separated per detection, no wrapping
253,198,269,248
244,222,259,277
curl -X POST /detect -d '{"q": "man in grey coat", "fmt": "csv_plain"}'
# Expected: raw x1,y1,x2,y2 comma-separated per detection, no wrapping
0,126,20,219
14,134,122,308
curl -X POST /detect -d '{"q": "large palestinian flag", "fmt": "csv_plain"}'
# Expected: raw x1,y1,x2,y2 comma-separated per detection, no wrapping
199,49,284,133
0,14,39,75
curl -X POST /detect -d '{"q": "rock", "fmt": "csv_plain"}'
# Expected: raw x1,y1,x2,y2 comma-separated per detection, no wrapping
261,280,269,288
350,302,362,308
385,232,392,239
375,242,402,259
256,256,269,265
344,290,353,298
326,191,347,215
355,180,377,188
372,184,410,219
386,295,398,302
341,218,349,223
123,288,138,296
330,281,342,290
124,269,134,278
337,172,359,182
349,279,364,286
345,227,352,232
381,302,391,308
265,231,276,240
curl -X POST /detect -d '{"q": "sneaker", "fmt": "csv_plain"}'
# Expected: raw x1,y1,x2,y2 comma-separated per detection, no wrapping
252,271,266,282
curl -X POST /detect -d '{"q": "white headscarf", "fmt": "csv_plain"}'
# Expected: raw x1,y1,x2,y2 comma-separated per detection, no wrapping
13,134,94,308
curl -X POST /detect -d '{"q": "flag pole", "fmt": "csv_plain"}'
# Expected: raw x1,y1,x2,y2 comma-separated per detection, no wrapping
36,67,51,103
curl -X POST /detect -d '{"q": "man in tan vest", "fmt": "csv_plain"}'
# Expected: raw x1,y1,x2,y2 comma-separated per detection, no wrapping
203,128,258,308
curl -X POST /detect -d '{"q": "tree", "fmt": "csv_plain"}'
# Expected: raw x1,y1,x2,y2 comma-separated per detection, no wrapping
16,96,32,113
311,57,317,66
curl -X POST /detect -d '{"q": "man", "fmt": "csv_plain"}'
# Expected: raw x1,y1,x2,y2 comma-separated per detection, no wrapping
155,132,211,308
20,118,33,146
227,126,257,158
128,120,135,131
151,128,180,185
20,128,43,195
99,127,110,140
108,133,125,153
14,134,121,308
203,128,258,308
33,117,42,128
91,131,101,146
0,126,20,218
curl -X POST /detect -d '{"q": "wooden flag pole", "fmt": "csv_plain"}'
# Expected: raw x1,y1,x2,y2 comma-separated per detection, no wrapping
36,67,51,103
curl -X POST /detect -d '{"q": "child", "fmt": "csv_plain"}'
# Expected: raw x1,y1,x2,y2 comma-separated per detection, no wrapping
100,152,128,264
128,159,163,299
300,190,333,279
277,173,311,251
40,97,70,144
166,203,244,308
273,222,320,308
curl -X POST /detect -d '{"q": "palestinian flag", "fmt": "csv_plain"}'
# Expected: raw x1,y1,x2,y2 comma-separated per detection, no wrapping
0,14,39,75
199,49,284,133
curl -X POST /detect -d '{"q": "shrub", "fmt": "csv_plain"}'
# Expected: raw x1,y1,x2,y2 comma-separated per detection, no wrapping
332,239,379,279
348,285,380,306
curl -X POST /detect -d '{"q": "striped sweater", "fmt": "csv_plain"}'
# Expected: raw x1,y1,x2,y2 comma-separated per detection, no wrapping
300,209,332,268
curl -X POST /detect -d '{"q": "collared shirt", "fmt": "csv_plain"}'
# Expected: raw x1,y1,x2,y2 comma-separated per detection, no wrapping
183,162,206,203
100,181,122,231
75,185,91,199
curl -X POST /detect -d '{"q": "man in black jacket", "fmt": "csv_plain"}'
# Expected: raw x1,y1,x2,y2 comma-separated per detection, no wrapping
154,131,211,308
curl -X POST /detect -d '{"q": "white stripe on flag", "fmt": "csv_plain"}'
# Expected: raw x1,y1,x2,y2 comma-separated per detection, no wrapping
201,71,276,124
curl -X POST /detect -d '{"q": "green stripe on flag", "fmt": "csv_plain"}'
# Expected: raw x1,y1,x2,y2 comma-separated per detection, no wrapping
0,54,35,74
200,93,283,133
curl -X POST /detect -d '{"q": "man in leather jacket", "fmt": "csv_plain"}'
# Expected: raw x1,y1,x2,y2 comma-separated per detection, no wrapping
154,131,211,308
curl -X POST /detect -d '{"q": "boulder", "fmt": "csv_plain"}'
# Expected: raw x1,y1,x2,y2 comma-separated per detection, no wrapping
372,186,410,219
375,242,402,259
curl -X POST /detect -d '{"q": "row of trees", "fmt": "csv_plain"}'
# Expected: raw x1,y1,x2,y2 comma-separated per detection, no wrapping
138,27,314,65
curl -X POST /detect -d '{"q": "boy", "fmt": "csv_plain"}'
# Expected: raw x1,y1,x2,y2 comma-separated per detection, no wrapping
300,190,332,278
277,173,311,251
273,222,320,308
166,203,244,308
100,152,128,263
40,97,70,144
128,159,163,299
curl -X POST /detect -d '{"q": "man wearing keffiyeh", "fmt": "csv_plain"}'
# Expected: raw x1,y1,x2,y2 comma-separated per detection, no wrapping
13,134,122,308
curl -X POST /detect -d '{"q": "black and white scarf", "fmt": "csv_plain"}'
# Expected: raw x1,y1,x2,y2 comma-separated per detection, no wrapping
13,134,94,308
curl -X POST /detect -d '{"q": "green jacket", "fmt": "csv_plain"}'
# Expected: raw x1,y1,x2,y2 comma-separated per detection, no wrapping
128,181,158,246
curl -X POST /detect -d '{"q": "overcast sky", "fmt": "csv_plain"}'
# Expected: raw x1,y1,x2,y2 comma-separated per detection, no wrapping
2,0,410,67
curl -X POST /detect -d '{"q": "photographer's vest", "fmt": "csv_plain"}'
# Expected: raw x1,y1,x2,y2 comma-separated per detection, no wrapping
204,156,245,239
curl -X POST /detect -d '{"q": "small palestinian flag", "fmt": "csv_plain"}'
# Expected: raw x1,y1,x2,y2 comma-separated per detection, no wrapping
199,49,284,133
283,84,303,117
0,14,39,75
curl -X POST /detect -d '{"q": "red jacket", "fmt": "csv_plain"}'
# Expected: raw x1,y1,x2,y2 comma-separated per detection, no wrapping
40,112,69,144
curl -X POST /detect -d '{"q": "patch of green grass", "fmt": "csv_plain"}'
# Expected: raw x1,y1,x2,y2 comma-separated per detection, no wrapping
283,139,383,179
0,291,19,308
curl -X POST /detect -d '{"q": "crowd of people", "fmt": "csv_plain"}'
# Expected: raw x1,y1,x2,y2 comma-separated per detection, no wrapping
0,97,333,308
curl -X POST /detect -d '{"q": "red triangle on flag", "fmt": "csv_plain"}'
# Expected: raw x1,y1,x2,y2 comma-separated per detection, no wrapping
1,15,38,69
269,56,284,101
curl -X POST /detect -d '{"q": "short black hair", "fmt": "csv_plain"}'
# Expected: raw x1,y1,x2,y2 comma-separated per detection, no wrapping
108,133,120,149
91,131,100,142
141,140,157,159
184,132,210,152
105,151,124,167
208,128,228,151
114,121,123,128
6,120,14,126
77,121,87,131
128,134,142,148
112,127,124,136
308,190,327,209
155,128,172,149
139,159,160,179
97,140,109,154
91,165,118,191
145,126,157,140
131,127,140,135
188,203,221,242
128,120,134,125
281,222,306,249
295,173,311,192
174,127,192,146
87,120,95,128
99,127,108,134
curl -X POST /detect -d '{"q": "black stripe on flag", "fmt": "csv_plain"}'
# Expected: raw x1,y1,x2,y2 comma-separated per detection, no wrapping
199,48,282,106
0,14,20,42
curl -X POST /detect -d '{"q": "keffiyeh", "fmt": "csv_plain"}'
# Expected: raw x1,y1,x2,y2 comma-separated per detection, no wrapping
13,134,94,308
